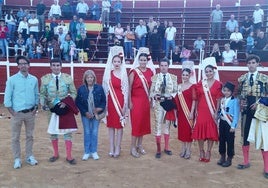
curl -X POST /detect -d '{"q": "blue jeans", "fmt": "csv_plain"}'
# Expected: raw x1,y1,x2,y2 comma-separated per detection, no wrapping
136,37,145,49
7,24,16,42
165,40,175,57
81,116,100,154
124,41,132,58
0,38,7,56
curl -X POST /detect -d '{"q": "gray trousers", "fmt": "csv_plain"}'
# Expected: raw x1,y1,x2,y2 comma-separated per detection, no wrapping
11,112,35,159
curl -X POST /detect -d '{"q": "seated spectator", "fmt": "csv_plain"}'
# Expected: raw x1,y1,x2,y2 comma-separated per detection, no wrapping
25,34,34,52
123,25,134,59
40,25,53,52
14,33,25,56
91,0,101,20
172,45,181,63
229,27,243,50
240,15,253,37
57,27,66,44
60,33,76,61
209,43,222,63
55,20,68,35
27,38,37,59
192,35,205,59
76,18,86,36
17,17,29,42
62,0,73,19
246,31,254,57
69,15,78,42
48,35,61,59
225,14,238,39
114,23,124,46
149,27,161,62
76,32,90,56
36,42,43,59
253,31,268,50
222,43,236,64
180,45,191,63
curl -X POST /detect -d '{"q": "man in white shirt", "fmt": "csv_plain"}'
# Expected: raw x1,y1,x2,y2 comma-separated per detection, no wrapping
49,0,62,19
253,4,264,33
229,27,243,50
76,0,89,20
165,21,176,58
135,19,147,50
28,13,39,40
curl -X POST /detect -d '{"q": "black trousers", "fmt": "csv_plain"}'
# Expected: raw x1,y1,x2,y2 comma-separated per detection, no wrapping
219,119,235,158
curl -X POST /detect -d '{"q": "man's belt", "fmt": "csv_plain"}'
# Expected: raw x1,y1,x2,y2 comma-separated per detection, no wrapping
18,107,35,113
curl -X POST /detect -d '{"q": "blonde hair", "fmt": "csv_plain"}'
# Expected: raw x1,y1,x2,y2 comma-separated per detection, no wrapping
83,70,97,85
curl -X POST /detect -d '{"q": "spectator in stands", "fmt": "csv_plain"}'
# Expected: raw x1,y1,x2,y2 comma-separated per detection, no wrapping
192,35,205,60
57,27,67,44
77,32,90,56
123,25,134,59
165,21,176,58
246,31,254,57
50,35,61,58
91,0,101,21
0,20,8,57
229,27,243,51
55,20,69,35
114,23,124,46
70,0,79,15
49,0,62,19
25,34,34,55
162,20,168,52
28,38,37,59
135,19,147,50
147,16,157,35
62,0,73,19
36,42,43,59
149,27,161,62
60,33,76,61
69,15,78,42
17,17,29,43
180,45,191,63
76,27,87,42
101,0,111,28
76,18,86,37
0,0,3,19
113,0,123,25
172,46,181,63
76,0,89,19
107,34,114,52
253,4,264,33
40,25,53,52
28,13,39,41
24,9,31,20
210,4,223,39
210,43,222,63
222,43,236,64
17,8,26,22
14,33,26,56
5,9,17,43
155,20,164,50
253,31,268,51
225,14,238,39
36,0,46,32
50,17,58,34
240,15,253,37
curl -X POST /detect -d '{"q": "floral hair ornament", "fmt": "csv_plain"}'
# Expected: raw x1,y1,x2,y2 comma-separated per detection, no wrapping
182,61,196,84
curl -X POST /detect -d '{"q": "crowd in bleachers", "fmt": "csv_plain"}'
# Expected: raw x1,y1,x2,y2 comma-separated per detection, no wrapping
0,1,267,63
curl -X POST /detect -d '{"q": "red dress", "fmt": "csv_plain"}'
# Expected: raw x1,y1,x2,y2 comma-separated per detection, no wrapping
174,84,196,142
130,69,153,136
192,80,222,141
107,73,124,129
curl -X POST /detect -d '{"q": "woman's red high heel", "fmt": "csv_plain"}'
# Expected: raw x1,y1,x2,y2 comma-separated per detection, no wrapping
199,150,205,162
204,151,211,162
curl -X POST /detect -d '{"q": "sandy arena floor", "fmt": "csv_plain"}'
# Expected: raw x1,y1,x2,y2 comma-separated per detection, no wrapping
0,106,267,188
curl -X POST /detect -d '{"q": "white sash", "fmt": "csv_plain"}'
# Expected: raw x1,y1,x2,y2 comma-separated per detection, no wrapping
109,80,125,127
220,98,232,126
134,68,150,97
202,79,217,124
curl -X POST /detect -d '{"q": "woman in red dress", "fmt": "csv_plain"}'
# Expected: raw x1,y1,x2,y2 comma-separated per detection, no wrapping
129,50,155,158
192,64,222,162
174,68,196,159
102,46,129,158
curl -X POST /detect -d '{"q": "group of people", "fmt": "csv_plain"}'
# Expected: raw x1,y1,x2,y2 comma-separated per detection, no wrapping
4,46,268,179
